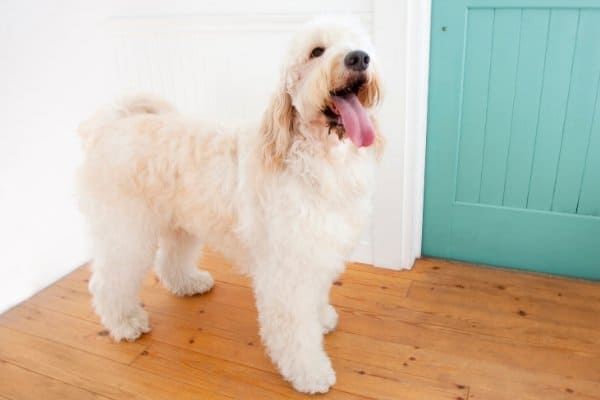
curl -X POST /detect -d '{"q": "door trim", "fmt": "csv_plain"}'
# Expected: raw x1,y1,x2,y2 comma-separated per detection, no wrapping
371,0,432,269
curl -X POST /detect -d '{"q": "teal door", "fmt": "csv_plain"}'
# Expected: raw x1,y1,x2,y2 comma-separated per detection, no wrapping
423,0,600,279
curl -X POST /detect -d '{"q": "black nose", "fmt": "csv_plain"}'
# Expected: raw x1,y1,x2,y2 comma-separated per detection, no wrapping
344,50,370,71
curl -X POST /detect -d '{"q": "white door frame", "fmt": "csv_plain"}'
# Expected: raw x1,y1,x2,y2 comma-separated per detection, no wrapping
371,0,431,270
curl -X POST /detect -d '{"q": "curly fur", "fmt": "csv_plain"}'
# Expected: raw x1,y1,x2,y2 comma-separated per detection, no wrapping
78,16,383,394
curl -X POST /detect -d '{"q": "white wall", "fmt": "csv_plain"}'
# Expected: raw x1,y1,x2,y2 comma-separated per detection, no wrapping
0,1,114,313
0,0,429,313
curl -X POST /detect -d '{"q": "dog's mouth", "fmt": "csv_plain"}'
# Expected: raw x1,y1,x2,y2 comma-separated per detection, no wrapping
323,76,374,147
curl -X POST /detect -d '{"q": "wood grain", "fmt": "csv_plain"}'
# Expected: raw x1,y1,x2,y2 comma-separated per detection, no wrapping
0,359,111,400
1,250,599,399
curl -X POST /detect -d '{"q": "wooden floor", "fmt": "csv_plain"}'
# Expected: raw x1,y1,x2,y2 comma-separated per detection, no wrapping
1,251,599,400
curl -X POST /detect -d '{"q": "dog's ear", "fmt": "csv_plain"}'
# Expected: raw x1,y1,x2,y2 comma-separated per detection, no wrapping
260,77,295,171
360,67,384,158
359,66,383,109
371,116,385,160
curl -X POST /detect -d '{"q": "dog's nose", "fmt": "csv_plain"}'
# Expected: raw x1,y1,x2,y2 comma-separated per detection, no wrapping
344,50,370,71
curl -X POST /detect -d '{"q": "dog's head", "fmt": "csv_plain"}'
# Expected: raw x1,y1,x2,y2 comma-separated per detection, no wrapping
261,17,382,170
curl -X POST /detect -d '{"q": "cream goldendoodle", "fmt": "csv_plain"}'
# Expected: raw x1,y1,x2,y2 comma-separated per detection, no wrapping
78,17,382,394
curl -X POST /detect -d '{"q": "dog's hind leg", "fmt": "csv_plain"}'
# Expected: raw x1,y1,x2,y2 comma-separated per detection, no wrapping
155,229,214,296
88,211,157,342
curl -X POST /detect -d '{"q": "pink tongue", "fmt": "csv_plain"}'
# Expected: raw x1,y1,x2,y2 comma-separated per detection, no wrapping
332,94,375,147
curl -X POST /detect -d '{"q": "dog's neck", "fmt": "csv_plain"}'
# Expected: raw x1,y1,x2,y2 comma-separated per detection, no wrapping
278,118,374,194
291,117,369,159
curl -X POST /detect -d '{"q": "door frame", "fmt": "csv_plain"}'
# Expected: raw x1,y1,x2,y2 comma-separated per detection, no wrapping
371,0,432,269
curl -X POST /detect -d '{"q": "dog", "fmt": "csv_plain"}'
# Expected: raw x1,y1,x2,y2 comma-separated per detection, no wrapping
77,16,383,394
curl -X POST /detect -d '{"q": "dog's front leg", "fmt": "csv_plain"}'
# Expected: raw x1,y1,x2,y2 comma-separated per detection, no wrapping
253,268,336,394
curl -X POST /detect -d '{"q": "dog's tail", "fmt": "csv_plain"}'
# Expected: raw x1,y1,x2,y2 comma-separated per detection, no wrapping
113,94,176,117
78,94,175,147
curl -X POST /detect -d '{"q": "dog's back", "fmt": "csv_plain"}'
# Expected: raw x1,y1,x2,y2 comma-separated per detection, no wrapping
77,94,242,242
77,95,179,209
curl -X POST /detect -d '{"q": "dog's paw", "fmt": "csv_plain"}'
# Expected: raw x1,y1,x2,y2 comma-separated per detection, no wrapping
288,354,336,394
108,307,151,342
320,304,338,334
165,270,215,297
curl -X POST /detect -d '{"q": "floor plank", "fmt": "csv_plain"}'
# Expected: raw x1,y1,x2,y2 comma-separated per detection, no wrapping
0,303,147,364
1,251,599,399
0,326,227,400
0,359,111,400
133,342,374,400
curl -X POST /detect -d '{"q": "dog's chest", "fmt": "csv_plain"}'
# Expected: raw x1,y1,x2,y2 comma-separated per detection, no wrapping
311,147,374,203
286,150,376,250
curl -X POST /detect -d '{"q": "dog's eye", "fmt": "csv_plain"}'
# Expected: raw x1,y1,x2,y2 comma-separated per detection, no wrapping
310,47,325,58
